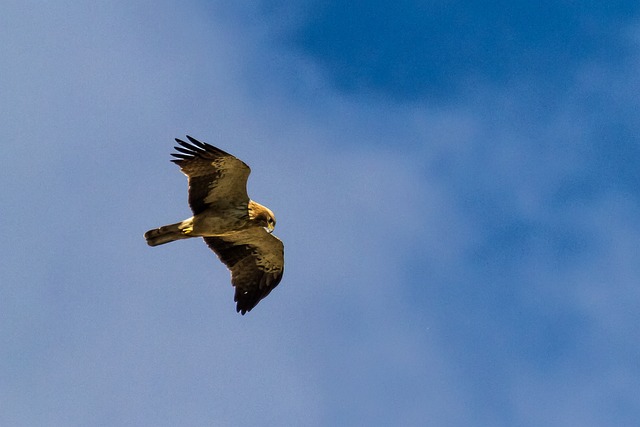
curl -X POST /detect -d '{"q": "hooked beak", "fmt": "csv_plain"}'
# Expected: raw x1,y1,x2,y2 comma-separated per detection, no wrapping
266,223,275,234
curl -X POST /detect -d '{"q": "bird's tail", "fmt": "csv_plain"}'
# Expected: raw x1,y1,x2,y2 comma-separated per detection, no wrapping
144,221,191,246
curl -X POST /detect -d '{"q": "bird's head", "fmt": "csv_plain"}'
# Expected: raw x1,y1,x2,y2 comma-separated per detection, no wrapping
265,214,276,233
249,201,276,233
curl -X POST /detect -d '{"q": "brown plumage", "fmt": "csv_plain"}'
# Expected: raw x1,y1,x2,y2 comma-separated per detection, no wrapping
144,136,284,314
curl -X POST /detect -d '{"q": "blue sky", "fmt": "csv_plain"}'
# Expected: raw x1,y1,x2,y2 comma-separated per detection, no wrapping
2,1,640,425
292,1,640,99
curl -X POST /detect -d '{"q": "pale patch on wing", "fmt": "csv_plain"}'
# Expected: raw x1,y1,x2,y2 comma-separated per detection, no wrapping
202,158,250,207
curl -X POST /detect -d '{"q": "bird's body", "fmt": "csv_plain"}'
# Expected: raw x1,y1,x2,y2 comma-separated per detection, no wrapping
144,136,284,314
145,200,270,245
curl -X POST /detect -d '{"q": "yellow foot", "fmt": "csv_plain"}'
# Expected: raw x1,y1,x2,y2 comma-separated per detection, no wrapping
182,226,193,235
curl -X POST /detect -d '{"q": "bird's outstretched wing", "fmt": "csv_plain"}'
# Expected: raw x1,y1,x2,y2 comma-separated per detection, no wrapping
204,228,284,314
171,135,251,215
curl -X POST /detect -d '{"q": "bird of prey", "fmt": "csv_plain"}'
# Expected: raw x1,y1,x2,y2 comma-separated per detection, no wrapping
144,136,284,314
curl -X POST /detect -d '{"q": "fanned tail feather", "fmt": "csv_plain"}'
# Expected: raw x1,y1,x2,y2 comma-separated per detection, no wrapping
144,222,190,246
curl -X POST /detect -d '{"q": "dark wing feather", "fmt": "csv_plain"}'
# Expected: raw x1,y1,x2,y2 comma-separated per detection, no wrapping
171,136,251,215
203,228,284,315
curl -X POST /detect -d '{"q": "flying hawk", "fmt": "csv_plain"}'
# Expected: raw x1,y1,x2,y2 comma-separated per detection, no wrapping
144,136,284,314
